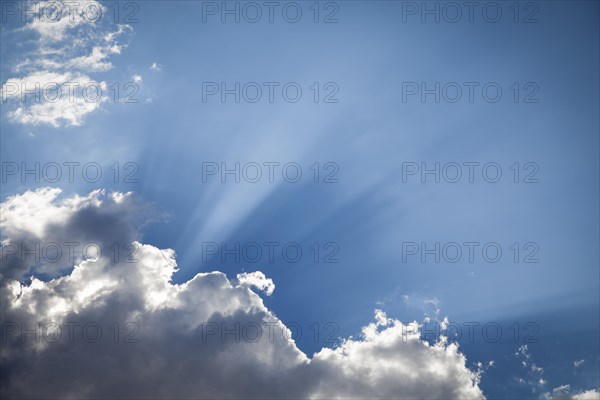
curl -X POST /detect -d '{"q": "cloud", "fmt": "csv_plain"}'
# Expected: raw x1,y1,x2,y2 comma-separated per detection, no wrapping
551,387,600,400
1,71,109,127
513,344,553,396
572,391,600,400
150,62,162,71
0,189,485,399
0,188,151,280
553,385,573,395
308,310,483,399
237,271,275,296
547,385,600,400
2,1,132,127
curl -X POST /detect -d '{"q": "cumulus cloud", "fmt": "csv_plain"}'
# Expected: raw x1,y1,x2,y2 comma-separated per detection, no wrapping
572,391,600,400
1,0,132,127
0,188,485,399
0,188,150,280
237,271,275,296
551,387,600,400
308,310,483,399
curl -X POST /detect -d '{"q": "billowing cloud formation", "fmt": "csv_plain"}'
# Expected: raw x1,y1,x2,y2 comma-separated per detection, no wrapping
551,386,600,400
1,1,131,127
309,311,484,399
572,391,600,400
0,189,485,399
0,188,149,280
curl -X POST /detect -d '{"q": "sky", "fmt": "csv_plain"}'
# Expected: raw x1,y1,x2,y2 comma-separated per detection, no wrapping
0,1,599,399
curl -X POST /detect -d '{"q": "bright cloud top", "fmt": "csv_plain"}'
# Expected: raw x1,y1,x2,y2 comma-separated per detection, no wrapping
551,385,600,400
237,271,275,296
0,188,485,399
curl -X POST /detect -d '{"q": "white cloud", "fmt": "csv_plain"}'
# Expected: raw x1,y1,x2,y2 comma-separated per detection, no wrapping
237,271,275,296
551,387,600,400
514,343,550,395
0,188,485,399
554,385,573,394
309,310,483,399
1,71,110,126
21,1,100,43
573,390,600,400
10,99,92,127
66,45,121,72
4,1,132,127
150,62,162,71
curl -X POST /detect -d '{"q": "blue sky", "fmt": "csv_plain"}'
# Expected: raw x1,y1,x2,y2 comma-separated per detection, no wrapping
1,1,599,399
